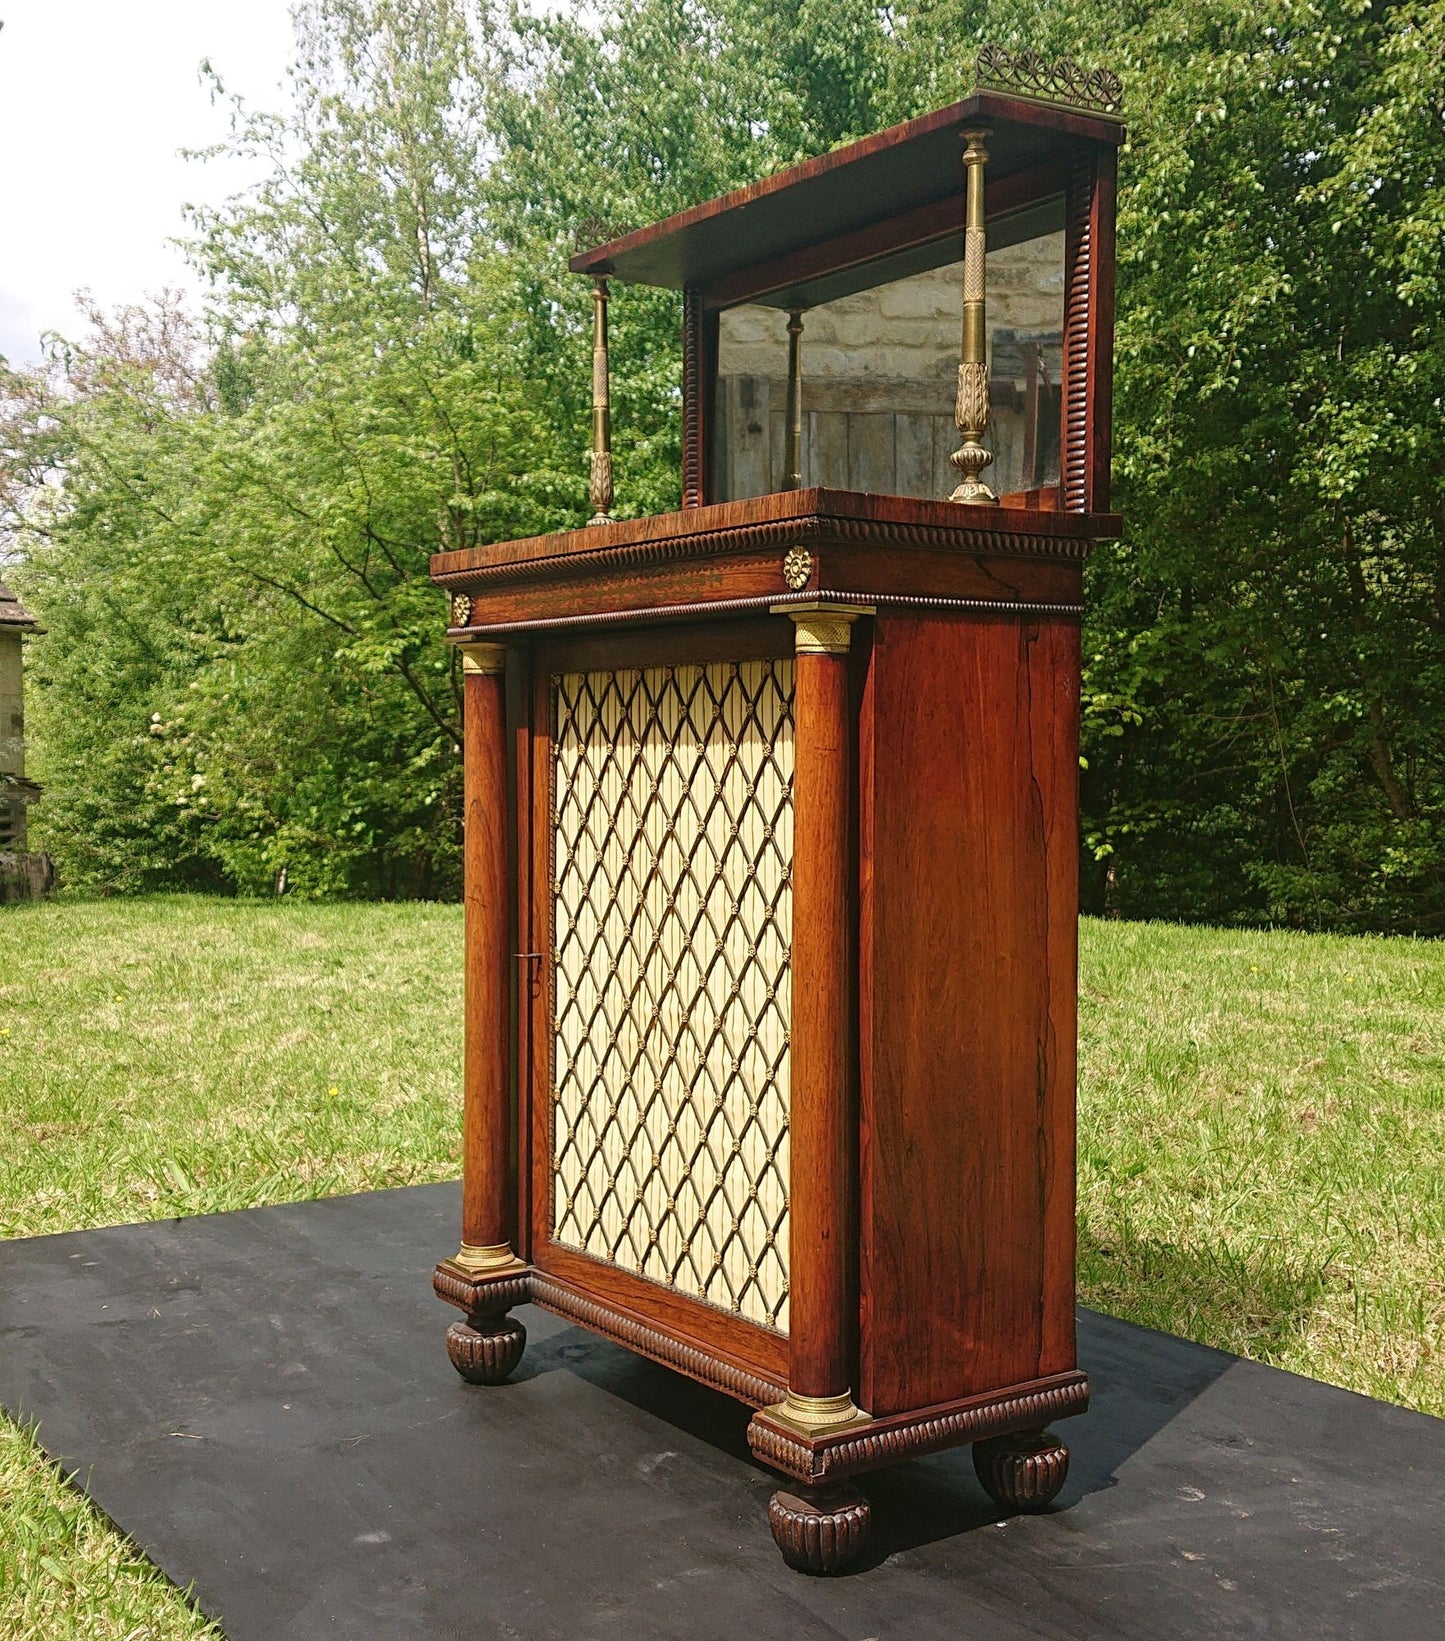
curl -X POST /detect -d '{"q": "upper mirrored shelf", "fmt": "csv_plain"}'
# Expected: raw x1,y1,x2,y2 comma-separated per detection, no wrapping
714,226,1066,504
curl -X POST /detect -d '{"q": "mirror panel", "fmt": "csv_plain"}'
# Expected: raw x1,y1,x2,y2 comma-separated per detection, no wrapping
711,227,1064,503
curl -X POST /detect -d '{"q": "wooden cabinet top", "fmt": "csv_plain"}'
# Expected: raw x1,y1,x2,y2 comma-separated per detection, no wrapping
435,489,1116,639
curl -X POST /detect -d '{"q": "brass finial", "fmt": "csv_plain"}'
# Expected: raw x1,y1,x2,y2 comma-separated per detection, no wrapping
948,128,997,506
588,276,613,525
783,310,804,491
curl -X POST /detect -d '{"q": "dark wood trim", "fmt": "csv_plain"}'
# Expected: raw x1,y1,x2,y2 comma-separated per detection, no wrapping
538,617,795,676
700,160,1066,312
1087,146,1117,513
568,92,1122,279
528,661,554,1274
462,660,512,1254
1062,149,1096,512
433,1262,531,1316
856,632,878,1410
530,1272,788,1407
747,1370,1090,1484
457,591,1081,642
682,289,706,508
535,1240,788,1382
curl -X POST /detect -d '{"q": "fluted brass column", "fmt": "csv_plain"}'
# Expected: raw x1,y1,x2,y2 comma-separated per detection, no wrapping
783,309,804,490
948,128,997,505
588,276,613,525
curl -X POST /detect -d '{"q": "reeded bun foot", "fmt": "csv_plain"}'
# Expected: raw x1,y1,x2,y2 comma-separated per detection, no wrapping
445,1314,526,1384
972,1429,1069,1512
768,1483,871,1574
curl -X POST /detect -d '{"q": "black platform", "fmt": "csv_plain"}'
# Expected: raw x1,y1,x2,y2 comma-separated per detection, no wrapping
2,1185,1441,1639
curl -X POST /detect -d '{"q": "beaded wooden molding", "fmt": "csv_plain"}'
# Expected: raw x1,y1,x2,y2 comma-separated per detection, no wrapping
529,1274,788,1409
432,1261,532,1316
448,589,1084,640
747,1371,1090,1484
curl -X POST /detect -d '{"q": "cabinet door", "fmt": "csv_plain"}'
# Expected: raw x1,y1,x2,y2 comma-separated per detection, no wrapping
527,622,797,1383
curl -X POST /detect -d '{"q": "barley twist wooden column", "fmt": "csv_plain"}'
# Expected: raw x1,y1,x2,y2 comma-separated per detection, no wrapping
454,642,520,1276
774,602,871,1436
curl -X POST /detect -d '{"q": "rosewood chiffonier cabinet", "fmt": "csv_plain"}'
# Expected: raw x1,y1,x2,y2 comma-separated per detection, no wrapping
430,48,1123,1573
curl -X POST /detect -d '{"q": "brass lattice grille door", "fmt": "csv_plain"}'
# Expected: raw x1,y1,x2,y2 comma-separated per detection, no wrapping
550,658,794,1331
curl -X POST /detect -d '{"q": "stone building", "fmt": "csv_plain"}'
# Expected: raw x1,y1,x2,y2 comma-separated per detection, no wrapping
0,577,52,901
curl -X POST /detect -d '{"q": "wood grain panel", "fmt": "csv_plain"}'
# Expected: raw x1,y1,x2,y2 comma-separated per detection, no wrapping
1031,616,1082,1375
858,613,1079,1414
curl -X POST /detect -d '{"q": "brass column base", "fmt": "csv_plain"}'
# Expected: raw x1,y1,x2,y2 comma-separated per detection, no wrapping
766,1390,872,1439
451,1241,526,1277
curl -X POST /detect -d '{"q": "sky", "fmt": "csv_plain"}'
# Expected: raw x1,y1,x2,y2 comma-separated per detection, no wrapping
0,1,298,367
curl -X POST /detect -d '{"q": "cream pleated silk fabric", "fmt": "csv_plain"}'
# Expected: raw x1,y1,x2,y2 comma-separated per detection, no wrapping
551,659,794,1331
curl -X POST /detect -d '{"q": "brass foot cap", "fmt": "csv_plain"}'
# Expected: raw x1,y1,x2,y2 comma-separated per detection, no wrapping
766,1390,872,1438
450,1241,526,1277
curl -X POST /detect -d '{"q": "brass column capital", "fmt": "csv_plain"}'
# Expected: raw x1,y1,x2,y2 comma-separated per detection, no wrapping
458,643,507,676
774,601,874,655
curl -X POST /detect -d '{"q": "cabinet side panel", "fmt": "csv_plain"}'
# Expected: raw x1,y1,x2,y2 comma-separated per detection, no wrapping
859,612,1080,1415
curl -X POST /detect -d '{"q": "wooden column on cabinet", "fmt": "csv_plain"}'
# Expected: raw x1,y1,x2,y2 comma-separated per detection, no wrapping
754,602,874,1570
779,604,868,1429
432,642,529,1386
459,643,514,1269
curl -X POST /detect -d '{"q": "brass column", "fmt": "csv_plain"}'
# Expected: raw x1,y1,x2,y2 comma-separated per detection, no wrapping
948,128,997,504
588,276,613,525
783,309,804,490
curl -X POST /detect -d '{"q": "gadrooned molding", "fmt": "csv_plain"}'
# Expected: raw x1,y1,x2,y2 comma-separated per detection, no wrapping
747,1374,1090,1483
432,1262,532,1316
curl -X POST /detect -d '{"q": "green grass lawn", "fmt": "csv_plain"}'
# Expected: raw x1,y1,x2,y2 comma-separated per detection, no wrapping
2,897,1442,1638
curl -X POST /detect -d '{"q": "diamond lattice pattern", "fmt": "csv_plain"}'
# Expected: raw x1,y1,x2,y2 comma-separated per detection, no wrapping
551,659,794,1331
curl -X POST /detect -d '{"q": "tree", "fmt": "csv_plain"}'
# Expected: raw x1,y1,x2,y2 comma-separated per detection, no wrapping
5,0,1442,927
886,0,1445,930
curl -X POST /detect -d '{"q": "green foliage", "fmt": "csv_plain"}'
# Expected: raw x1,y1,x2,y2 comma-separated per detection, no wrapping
1,0,1441,927
887,0,1445,931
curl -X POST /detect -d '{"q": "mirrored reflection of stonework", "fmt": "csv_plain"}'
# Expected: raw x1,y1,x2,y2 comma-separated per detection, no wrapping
713,231,1065,503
